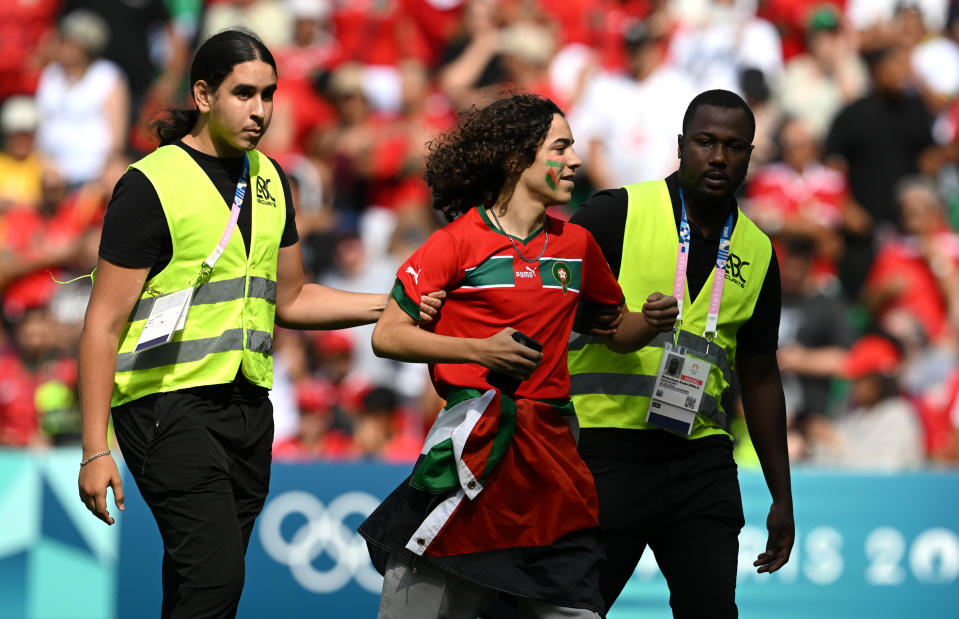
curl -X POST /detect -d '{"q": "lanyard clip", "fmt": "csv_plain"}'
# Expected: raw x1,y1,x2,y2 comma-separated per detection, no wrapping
195,262,214,287
704,331,716,356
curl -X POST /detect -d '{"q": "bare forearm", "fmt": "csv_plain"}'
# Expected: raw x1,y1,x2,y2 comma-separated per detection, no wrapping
605,294,677,353
276,285,387,330
440,35,497,107
779,347,847,376
372,320,481,364
78,327,119,455
605,311,658,353
740,360,793,504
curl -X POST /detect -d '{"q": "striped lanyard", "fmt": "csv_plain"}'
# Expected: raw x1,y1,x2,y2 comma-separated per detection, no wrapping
673,188,734,343
195,153,250,286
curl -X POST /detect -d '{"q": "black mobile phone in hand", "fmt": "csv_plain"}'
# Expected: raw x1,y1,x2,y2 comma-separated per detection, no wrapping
486,331,543,396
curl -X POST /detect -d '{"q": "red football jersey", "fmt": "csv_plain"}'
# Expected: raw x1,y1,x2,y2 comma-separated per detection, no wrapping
394,206,623,400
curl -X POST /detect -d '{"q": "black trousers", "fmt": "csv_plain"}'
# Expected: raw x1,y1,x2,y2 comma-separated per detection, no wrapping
579,429,745,619
113,384,274,619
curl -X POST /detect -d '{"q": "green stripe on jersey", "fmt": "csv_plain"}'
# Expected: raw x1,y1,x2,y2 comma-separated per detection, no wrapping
392,279,423,321
540,259,582,292
462,255,514,288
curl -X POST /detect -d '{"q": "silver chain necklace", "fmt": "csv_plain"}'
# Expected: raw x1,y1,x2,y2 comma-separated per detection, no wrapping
488,207,548,264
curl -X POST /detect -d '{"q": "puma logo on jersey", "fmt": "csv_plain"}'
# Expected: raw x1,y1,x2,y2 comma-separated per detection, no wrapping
406,266,422,284
515,265,538,279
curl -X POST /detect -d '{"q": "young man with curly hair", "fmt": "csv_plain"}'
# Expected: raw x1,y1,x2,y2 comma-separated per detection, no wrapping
358,93,678,618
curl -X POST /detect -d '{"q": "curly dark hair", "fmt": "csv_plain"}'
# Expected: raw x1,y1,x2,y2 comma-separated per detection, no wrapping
424,93,563,221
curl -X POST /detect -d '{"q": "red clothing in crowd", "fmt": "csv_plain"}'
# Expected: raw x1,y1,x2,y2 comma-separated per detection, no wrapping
0,190,105,317
913,366,959,460
865,231,959,340
331,0,429,66
748,162,846,228
367,100,453,211
757,0,846,60
747,161,847,276
498,0,653,63
271,36,340,154
0,207,57,317
0,0,59,99
401,0,465,68
0,352,76,446
273,421,424,462
272,430,354,461
535,0,611,48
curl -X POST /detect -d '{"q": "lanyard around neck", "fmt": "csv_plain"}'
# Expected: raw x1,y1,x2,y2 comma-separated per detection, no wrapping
674,188,734,340
195,153,250,286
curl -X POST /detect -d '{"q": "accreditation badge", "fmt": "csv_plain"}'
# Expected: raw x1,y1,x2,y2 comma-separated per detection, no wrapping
134,288,193,352
645,343,712,435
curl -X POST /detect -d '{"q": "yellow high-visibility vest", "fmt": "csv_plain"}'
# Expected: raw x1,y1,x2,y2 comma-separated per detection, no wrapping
568,179,771,439
112,146,286,406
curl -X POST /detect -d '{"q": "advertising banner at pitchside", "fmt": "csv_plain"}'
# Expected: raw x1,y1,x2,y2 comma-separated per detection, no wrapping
1,450,957,618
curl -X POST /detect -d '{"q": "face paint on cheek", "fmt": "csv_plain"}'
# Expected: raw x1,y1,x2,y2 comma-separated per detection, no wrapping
545,158,563,190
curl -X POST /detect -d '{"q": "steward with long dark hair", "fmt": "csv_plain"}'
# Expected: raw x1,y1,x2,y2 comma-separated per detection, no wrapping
152,29,277,146
76,29,440,618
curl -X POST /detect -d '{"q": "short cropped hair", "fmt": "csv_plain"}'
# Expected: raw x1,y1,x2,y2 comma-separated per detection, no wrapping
682,89,756,142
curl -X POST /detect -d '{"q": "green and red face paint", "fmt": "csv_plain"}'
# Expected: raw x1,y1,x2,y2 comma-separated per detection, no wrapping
545,158,563,190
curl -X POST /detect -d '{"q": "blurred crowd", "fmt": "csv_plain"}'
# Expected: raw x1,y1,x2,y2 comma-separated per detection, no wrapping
1,0,959,470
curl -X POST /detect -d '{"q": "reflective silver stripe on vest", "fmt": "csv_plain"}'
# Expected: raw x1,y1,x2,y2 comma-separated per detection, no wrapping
569,330,733,429
129,276,277,322
248,276,277,304
569,372,727,428
568,331,600,351
116,328,273,372
570,330,735,391
246,329,273,354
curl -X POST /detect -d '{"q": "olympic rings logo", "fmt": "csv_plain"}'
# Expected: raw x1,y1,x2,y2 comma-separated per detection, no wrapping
258,490,383,594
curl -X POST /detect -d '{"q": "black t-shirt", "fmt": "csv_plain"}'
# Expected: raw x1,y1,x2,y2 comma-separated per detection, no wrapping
100,141,298,398
781,290,854,418
99,140,299,280
570,172,781,354
825,92,934,227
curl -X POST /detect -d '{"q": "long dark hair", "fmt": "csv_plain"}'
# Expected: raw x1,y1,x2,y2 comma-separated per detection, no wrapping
424,93,563,221
152,29,277,146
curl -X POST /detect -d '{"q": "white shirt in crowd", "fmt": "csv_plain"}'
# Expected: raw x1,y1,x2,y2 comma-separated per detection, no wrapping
809,397,924,471
571,67,695,187
35,59,126,186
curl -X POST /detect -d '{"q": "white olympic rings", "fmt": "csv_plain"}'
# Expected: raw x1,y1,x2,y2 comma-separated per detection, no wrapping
258,490,383,594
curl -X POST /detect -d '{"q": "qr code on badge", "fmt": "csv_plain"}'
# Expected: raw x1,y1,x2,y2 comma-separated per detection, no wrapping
685,396,697,409
656,389,664,397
